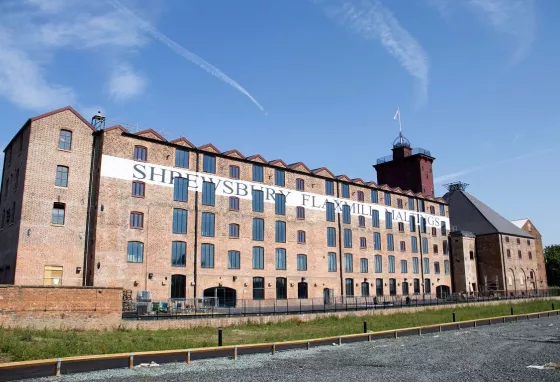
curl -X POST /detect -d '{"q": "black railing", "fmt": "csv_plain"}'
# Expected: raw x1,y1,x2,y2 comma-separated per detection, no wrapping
122,288,560,321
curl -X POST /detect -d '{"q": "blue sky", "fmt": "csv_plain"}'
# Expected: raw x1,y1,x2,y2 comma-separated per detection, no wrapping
0,0,558,244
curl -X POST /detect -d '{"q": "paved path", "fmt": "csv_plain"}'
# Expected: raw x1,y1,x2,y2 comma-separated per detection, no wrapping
28,315,560,382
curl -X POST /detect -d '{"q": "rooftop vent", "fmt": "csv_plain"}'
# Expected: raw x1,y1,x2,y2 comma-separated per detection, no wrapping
444,181,469,192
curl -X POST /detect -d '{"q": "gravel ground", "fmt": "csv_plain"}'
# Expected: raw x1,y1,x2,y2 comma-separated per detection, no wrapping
24,316,560,382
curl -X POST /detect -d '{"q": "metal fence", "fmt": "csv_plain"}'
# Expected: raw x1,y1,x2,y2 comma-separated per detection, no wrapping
122,288,560,320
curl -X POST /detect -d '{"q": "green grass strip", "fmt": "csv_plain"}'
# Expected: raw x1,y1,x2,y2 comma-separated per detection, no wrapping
0,299,557,362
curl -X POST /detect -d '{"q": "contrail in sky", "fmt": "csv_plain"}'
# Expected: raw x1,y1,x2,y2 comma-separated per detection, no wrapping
109,0,265,112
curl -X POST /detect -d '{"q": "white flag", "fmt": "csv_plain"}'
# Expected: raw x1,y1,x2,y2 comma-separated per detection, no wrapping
393,108,400,120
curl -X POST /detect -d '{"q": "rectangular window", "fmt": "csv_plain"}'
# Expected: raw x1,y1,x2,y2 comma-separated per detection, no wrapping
326,202,335,222
387,233,394,251
420,217,427,233
373,232,381,250
372,210,380,227
253,277,265,300
397,199,403,209
173,178,188,202
375,255,382,273
341,184,350,198
443,240,449,255
134,146,147,161
422,238,429,254
444,260,450,275
412,257,419,274
418,200,425,212
327,227,337,247
398,222,404,232
385,211,393,229
400,241,406,252
276,248,287,270
43,265,63,286
55,166,69,187
441,221,447,236
253,218,264,241
360,258,368,273
297,230,306,244
229,196,239,210
201,243,214,268
202,154,216,173
325,180,335,196
389,279,396,296
52,203,65,225
202,181,215,206
433,244,439,254
132,181,145,197
252,164,264,182
411,237,418,253
127,241,144,263
346,278,354,297
297,254,307,271
296,206,305,220
401,260,408,273
435,262,441,274
201,212,215,237
360,237,367,248
171,241,186,267
130,212,144,229
408,197,415,211
275,194,286,215
371,190,379,203
252,247,264,269
342,205,351,224
274,169,285,186
440,204,445,216
296,178,305,191
423,258,430,274
409,215,416,232
432,227,437,236
252,190,264,212
344,253,353,272
229,165,240,179
344,229,352,248
328,252,337,272
384,192,391,206
228,250,240,269
357,191,364,202
175,148,189,168
229,223,239,238
58,130,72,150
275,220,286,243
388,256,395,273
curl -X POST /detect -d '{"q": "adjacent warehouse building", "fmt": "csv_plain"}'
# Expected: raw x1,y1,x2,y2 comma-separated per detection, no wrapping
0,106,452,304
444,183,547,295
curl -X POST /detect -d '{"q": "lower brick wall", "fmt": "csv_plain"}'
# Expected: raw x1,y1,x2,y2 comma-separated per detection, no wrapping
120,296,560,331
0,285,122,330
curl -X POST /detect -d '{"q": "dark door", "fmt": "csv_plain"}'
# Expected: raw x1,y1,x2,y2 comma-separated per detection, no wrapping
361,282,369,297
276,277,287,300
413,279,420,295
298,282,308,299
203,287,237,307
171,275,186,299
323,288,332,304
402,282,409,295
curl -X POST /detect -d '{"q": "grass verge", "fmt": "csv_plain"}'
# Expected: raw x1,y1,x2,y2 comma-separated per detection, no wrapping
0,299,557,362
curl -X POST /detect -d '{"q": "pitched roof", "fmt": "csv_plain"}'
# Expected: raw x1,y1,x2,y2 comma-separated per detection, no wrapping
443,190,532,238
511,219,528,229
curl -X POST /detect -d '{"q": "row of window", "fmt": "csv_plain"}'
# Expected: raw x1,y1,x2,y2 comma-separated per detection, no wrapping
2,169,20,199
505,236,532,246
126,241,450,276
0,202,16,229
506,249,533,260
131,145,446,213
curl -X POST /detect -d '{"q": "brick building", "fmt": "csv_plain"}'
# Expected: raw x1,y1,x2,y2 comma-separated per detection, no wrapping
511,219,547,287
0,106,452,304
444,183,547,295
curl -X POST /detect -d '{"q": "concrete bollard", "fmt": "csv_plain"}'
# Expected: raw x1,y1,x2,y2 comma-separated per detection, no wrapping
187,350,191,364
233,346,238,361
272,343,276,355
55,358,62,377
129,353,134,369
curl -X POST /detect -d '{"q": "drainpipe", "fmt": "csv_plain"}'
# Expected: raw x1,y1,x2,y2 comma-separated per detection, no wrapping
192,151,200,298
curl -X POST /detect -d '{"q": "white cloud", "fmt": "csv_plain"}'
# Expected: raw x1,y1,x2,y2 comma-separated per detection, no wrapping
0,0,155,111
0,29,76,110
108,64,147,101
426,0,535,63
319,0,430,106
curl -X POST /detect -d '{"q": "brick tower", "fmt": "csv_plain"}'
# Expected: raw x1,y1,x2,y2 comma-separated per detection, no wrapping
373,132,435,196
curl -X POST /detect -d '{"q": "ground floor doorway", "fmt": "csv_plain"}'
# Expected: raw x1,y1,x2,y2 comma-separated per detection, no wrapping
203,287,237,307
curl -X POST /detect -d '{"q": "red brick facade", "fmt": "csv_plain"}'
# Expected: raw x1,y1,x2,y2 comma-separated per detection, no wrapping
1,107,453,303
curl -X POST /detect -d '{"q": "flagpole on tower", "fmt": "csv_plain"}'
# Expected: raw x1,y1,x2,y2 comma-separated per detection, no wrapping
393,107,402,134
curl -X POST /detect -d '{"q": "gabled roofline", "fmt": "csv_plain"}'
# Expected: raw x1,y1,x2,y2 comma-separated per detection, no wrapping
104,125,129,134
170,137,196,148
269,159,288,168
312,167,336,178
288,162,311,173
246,154,267,163
136,129,167,142
198,143,221,154
223,149,245,158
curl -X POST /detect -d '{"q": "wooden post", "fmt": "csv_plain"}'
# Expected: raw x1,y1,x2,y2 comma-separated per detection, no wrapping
129,353,134,369
55,358,62,377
